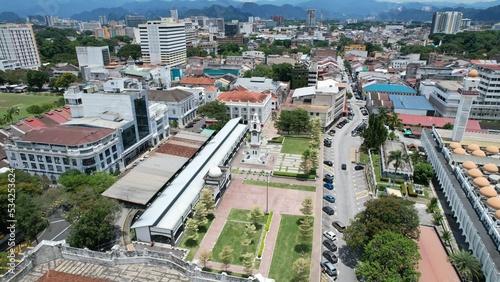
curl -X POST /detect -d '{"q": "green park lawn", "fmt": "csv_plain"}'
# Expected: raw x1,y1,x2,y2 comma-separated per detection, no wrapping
280,138,311,155
268,214,313,282
0,93,61,124
179,214,215,261
243,180,316,192
212,209,268,266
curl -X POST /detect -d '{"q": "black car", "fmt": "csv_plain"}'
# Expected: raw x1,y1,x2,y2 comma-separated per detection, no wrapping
324,160,333,166
322,239,338,252
355,165,365,170
341,164,347,170
323,177,333,183
322,250,339,264
322,206,335,215
328,130,336,136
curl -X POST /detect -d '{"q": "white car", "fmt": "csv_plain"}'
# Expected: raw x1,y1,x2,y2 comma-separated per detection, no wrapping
323,230,337,241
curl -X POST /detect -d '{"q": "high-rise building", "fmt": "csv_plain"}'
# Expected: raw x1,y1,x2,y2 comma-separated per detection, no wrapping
76,46,110,67
306,9,316,28
431,11,463,34
139,18,186,66
99,15,108,25
125,15,146,28
0,23,41,69
45,15,58,27
224,23,239,37
271,15,284,27
170,9,178,22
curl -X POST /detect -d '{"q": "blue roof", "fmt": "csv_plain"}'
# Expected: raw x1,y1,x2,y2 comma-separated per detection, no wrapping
203,69,239,77
364,84,417,94
389,95,435,111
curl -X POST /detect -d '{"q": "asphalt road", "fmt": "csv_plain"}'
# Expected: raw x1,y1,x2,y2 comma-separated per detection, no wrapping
319,99,371,281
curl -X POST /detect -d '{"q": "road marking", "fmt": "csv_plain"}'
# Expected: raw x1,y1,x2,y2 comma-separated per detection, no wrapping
50,219,66,224
51,225,72,241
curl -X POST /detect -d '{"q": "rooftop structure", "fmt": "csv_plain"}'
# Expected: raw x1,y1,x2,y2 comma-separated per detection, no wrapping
389,94,435,116
363,83,417,95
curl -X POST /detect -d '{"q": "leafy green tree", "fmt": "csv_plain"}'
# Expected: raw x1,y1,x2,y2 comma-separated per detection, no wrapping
58,170,116,193
187,47,208,57
117,44,142,60
413,163,434,184
197,101,230,132
442,122,454,129
55,73,77,89
26,70,49,90
271,63,292,81
244,64,273,78
185,218,199,241
362,114,388,149
448,250,484,282
242,252,255,275
433,212,443,226
193,200,208,226
442,230,452,247
200,188,215,213
298,216,313,241
344,196,420,250
309,117,322,149
219,245,234,271
199,250,212,268
386,112,402,130
274,109,310,134
218,43,241,56
0,70,6,84
292,257,310,282
16,192,48,245
300,196,314,216
427,197,439,214
67,197,119,250
356,231,421,282
247,206,264,226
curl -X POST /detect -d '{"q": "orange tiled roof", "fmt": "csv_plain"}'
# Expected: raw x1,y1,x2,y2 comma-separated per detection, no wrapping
218,91,269,103
204,86,218,91
179,77,215,85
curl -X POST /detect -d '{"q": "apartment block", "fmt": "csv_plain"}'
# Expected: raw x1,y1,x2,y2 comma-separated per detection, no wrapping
0,23,41,69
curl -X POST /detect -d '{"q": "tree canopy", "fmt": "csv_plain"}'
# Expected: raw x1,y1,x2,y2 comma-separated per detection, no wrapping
197,101,230,132
344,196,420,250
26,70,49,90
117,44,142,60
356,231,421,282
274,109,310,134
362,114,388,149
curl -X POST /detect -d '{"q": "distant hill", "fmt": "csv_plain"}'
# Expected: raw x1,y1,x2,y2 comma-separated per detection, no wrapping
0,12,21,23
378,5,500,21
183,5,252,22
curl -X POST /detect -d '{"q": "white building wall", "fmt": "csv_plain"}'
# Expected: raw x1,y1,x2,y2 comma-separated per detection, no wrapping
76,46,110,67
0,24,40,69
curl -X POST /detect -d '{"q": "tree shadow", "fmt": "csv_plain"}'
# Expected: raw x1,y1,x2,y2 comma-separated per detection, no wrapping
294,243,311,254
184,238,199,248
198,225,208,233
338,244,362,269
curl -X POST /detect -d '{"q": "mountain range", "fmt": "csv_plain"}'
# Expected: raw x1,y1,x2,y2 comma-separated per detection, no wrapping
1,0,500,22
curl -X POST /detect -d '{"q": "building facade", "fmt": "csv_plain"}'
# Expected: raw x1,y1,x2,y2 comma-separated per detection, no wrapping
431,11,463,34
139,18,187,66
0,23,41,69
217,90,273,124
76,46,110,67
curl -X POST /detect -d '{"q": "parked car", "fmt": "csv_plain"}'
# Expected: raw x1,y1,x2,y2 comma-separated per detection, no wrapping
323,250,339,264
322,239,338,252
323,195,336,203
323,183,334,190
328,130,336,136
323,177,333,184
324,173,334,180
341,163,347,170
332,221,346,233
324,160,333,167
355,165,365,171
323,230,337,241
321,259,338,277
322,206,335,215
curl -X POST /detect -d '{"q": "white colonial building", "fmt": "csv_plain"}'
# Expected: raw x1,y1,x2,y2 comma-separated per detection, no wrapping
148,88,198,127
217,90,273,124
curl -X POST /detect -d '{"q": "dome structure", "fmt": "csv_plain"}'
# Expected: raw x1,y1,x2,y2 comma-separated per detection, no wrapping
472,150,486,157
487,197,500,209
467,168,483,178
449,142,461,149
453,148,466,155
496,210,500,220
467,144,480,151
462,161,477,170
468,69,479,78
486,146,499,154
208,166,223,178
473,177,490,187
480,186,497,198
483,163,499,173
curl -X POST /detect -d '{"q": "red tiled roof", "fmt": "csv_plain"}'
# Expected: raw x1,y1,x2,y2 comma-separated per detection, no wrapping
204,86,218,91
180,76,215,85
23,118,46,128
35,115,59,127
218,91,269,103
13,122,34,133
46,111,70,124
22,126,115,146
55,108,72,119
398,113,484,132
37,270,108,282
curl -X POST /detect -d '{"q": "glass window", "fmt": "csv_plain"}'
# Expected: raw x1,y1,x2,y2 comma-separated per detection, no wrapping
39,164,45,170
113,153,118,159
45,156,52,163
56,166,62,172
28,154,35,161
63,158,69,165
21,153,26,161
54,157,61,164
48,165,54,171
37,155,43,162
105,149,110,157
31,163,37,169
23,162,28,168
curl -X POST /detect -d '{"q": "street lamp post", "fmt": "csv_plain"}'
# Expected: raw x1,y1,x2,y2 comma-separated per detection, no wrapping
266,172,270,213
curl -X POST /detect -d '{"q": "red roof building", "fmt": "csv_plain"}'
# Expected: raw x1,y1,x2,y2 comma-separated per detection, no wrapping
398,113,485,133
22,126,115,146
179,77,215,87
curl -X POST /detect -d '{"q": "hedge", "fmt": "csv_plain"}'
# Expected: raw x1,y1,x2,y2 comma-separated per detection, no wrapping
258,212,273,258
273,171,315,179
379,177,405,184
407,184,418,197
401,183,407,195
268,136,285,143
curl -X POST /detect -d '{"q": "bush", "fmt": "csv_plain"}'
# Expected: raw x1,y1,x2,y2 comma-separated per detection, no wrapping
284,135,310,139
407,184,418,197
258,212,273,258
273,171,315,179
401,183,407,195
377,184,387,191
268,136,285,143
